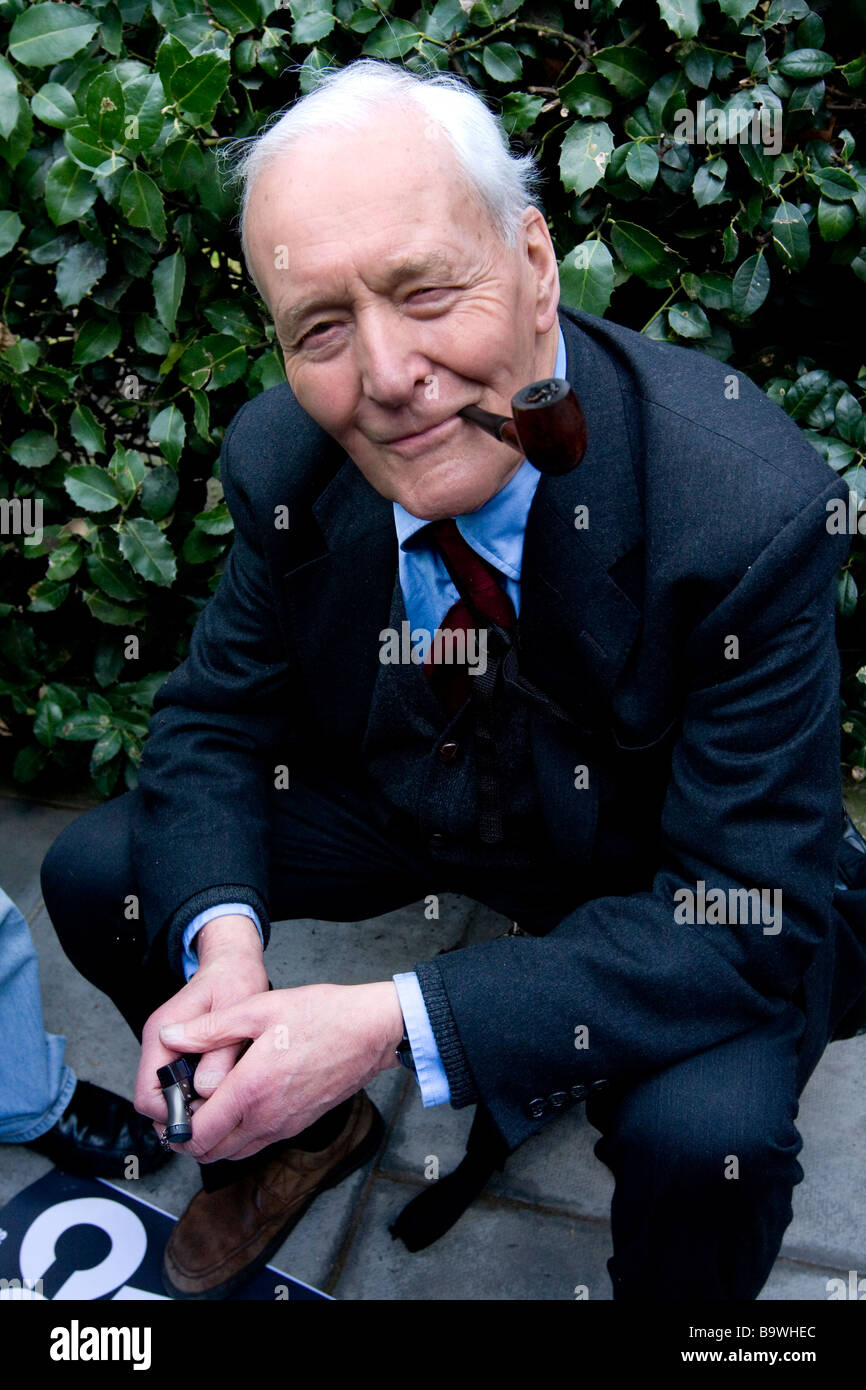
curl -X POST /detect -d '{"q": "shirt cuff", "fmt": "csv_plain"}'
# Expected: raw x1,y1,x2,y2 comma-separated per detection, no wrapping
181,903,264,982
393,972,451,1106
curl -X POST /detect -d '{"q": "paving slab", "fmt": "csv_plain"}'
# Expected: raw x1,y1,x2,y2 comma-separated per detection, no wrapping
332,1177,615,1301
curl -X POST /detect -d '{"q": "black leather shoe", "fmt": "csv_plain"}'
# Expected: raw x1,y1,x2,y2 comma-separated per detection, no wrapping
26,1080,171,1179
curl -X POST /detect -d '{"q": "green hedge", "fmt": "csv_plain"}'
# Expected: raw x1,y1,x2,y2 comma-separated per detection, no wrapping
1,0,865,798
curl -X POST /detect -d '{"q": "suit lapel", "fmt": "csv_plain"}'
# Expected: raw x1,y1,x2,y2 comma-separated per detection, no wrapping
282,461,397,747
518,309,643,729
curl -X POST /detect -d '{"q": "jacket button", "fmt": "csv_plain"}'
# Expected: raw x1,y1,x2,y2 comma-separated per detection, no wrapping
549,1091,568,1109
438,741,461,763
429,832,446,846
528,1097,547,1119
590,1079,610,1093
570,1084,588,1102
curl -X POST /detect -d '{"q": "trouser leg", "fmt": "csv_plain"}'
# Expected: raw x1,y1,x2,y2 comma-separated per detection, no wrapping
0,886,76,1141
585,1006,807,1300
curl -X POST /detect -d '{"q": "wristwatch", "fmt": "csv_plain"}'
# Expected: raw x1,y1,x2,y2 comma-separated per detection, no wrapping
395,1027,416,1072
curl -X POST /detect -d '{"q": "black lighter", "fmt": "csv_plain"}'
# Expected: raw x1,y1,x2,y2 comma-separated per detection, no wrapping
157,1055,199,1145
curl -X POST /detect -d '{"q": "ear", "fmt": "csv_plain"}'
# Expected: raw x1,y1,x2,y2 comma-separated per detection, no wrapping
522,205,560,335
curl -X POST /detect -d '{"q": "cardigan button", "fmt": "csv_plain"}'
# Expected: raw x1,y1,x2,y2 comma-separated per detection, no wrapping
438,740,461,763
528,1097,547,1119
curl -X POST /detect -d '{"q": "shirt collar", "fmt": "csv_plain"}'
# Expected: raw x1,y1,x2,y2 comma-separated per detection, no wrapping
393,323,567,578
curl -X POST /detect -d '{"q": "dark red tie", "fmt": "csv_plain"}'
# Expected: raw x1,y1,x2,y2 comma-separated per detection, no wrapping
422,519,516,714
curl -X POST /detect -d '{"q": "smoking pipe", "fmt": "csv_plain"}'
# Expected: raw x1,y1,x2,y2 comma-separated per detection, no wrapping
458,378,587,476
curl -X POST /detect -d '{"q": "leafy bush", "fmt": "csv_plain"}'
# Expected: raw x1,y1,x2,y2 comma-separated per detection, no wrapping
1,0,864,797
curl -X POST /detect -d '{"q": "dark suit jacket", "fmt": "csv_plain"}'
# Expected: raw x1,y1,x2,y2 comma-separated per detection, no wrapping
131,305,852,1149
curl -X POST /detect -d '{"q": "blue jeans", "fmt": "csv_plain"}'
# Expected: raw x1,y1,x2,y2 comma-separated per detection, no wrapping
0,885,76,1142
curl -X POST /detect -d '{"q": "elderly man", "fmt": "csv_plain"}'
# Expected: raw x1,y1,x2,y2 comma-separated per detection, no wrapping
41,59,866,1302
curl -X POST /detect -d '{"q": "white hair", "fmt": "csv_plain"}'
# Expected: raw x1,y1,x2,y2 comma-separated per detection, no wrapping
219,59,544,292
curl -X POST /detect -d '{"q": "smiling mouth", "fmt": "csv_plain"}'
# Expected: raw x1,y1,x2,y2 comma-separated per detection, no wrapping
385,416,459,448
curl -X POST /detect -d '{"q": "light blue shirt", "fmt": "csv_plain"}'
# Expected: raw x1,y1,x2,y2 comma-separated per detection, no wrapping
183,325,568,1107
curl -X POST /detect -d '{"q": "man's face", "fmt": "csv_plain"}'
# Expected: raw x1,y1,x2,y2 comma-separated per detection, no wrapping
245,107,561,519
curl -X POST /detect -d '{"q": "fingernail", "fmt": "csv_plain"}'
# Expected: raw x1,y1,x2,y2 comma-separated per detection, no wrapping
196,1072,220,1091
160,1024,183,1043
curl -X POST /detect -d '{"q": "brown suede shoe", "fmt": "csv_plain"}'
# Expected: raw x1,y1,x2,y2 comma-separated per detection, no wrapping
162,1091,384,1299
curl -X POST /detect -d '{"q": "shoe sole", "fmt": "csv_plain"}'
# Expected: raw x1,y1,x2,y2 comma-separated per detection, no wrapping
161,1102,385,1301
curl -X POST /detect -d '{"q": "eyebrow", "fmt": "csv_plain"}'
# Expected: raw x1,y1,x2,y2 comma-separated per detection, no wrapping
277,250,456,342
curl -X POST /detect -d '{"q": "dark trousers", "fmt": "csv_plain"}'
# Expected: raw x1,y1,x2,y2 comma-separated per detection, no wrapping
39,772,862,1300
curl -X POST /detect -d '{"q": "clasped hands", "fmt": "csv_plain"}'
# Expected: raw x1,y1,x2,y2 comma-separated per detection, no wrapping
133,915,404,1162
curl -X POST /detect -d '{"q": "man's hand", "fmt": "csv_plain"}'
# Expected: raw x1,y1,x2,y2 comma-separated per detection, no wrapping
134,915,269,1128
153,981,404,1162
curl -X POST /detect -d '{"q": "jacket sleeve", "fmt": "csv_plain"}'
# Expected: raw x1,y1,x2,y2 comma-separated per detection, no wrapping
130,404,293,975
416,476,852,1148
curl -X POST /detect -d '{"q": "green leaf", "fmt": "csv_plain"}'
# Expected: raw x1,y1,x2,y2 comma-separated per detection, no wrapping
818,198,855,242
160,136,205,189
0,56,20,140
560,121,615,196
781,369,830,420
722,224,738,263
10,430,57,468
835,392,863,445
593,46,654,99
683,47,714,90
8,3,99,68
194,500,234,535
361,19,419,59
838,571,858,618
559,75,612,120
668,302,711,339
117,517,177,586
27,577,70,611
72,314,122,365
693,271,733,311
90,727,122,769
808,167,860,202
559,240,615,316
65,464,124,512
732,251,770,316
482,42,521,83
806,432,857,470
46,537,83,581
119,168,166,242
771,201,810,270
34,697,65,747
692,159,728,208
209,0,265,32
169,52,231,122
0,209,23,256
625,142,659,191
776,48,835,81
55,240,107,306
44,156,99,225
179,334,248,391
85,549,144,601
84,69,125,146
59,709,113,741
64,121,125,175
203,299,260,343
153,252,185,334
718,0,753,17
69,403,107,455
134,313,171,355
149,404,186,466
498,91,545,134
108,445,147,504
140,465,179,520
657,0,703,40
30,81,79,129
289,0,336,43
14,745,49,782
610,220,684,286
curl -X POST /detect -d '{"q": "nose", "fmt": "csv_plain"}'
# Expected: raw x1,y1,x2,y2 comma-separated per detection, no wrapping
355,304,427,409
